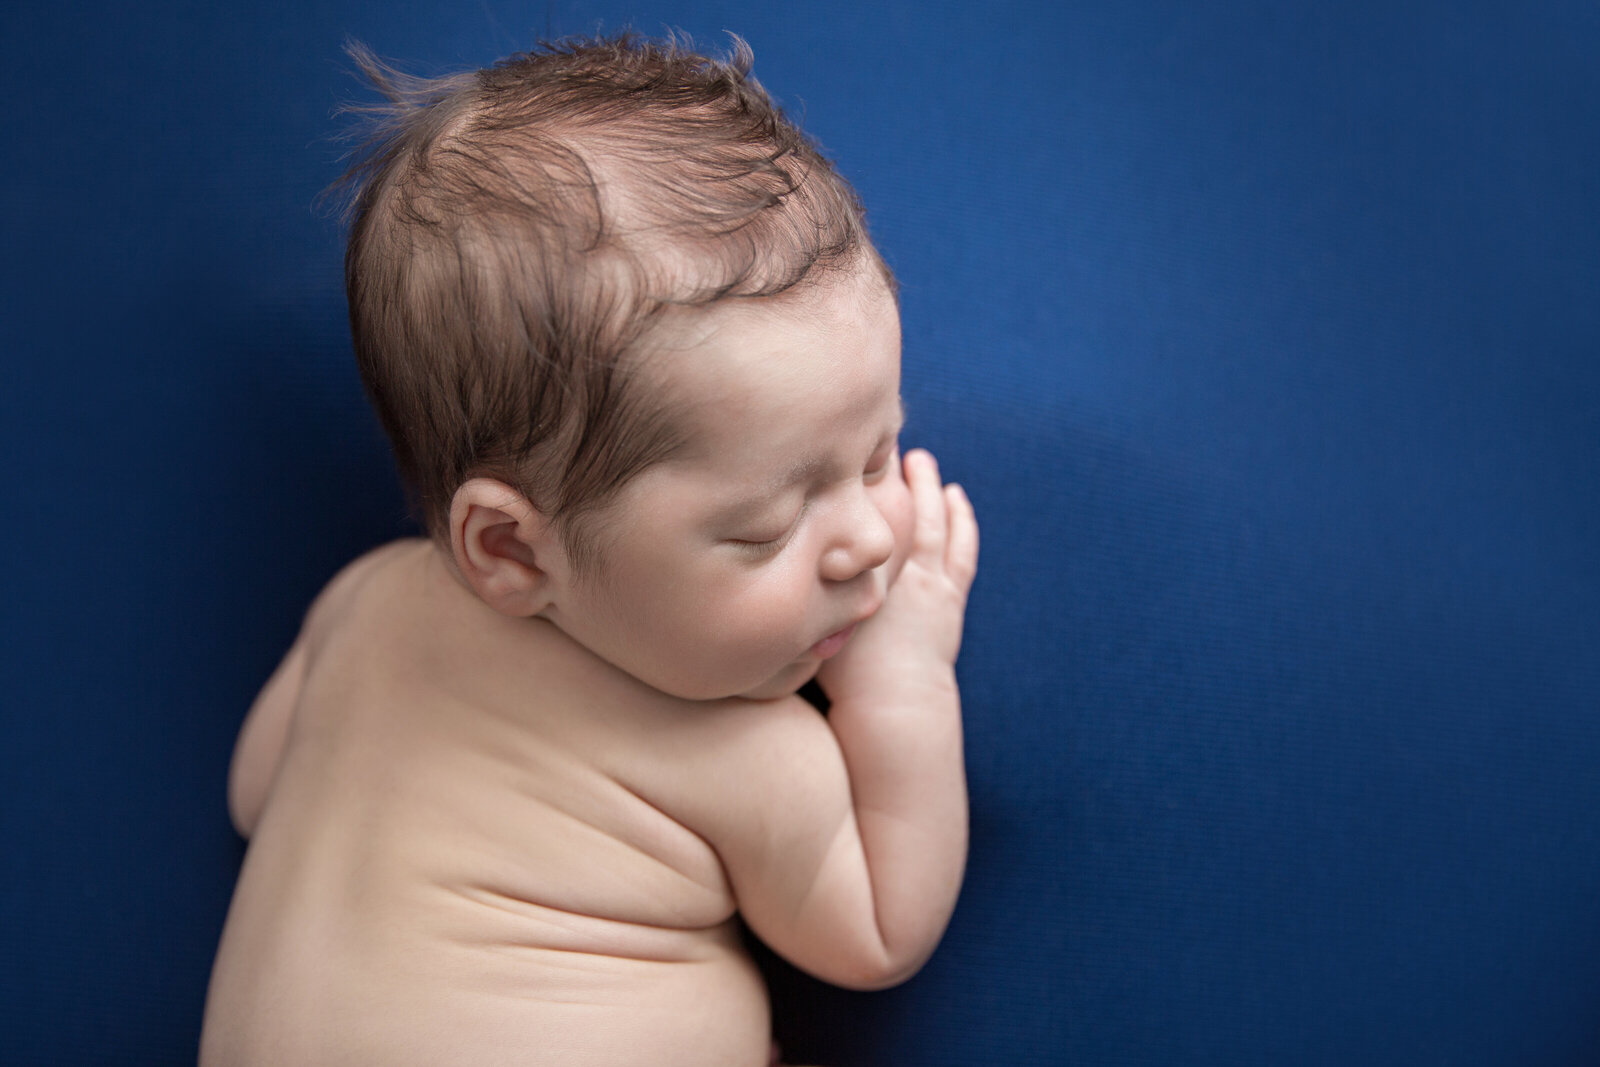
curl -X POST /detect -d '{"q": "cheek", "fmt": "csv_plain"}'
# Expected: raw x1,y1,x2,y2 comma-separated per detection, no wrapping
713,560,816,642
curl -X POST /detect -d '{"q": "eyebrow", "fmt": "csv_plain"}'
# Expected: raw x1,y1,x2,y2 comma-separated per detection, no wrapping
714,397,906,527
773,396,906,491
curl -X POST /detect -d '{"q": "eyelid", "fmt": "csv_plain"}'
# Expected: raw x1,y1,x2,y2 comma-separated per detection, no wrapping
728,507,803,554
864,442,899,479
732,537,784,558
724,426,900,549
730,528,793,557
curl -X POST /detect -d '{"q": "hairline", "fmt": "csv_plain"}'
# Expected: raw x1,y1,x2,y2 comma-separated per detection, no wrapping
549,245,896,579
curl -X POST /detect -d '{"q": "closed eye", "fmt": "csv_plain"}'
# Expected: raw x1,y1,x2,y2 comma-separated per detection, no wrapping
729,532,791,557
728,513,801,557
864,444,900,483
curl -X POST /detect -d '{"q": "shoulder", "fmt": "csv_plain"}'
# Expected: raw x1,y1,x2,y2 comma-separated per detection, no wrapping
616,689,848,829
322,537,432,596
301,538,434,638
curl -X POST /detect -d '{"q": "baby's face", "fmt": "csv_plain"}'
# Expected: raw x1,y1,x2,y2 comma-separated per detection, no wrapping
545,264,913,701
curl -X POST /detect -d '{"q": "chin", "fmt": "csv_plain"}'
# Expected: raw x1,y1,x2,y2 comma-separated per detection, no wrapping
737,661,820,702
645,658,816,703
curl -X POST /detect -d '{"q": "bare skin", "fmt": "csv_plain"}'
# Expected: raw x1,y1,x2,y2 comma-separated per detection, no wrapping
201,269,978,1066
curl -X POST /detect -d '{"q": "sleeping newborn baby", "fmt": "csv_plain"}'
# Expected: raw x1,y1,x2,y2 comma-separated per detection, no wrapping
201,34,977,1067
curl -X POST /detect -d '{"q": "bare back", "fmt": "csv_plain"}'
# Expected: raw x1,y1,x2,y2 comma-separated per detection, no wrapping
201,541,778,1067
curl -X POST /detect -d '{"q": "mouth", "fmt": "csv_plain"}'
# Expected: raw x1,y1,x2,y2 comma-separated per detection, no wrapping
809,623,859,660
808,595,882,660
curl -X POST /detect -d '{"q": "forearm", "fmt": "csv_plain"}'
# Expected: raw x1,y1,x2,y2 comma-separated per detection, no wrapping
763,446,976,989
828,668,968,982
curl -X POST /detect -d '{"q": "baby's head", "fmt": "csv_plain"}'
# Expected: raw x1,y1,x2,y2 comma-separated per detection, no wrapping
339,34,890,562
338,34,911,698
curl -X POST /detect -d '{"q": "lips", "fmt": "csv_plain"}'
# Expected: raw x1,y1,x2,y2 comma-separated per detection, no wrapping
810,623,858,659
809,589,883,660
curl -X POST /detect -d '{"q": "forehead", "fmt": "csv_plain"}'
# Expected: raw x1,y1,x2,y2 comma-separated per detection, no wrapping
644,266,903,451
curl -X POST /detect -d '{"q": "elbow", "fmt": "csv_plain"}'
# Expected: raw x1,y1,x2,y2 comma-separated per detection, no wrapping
226,775,259,839
832,968,915,993
818,945,933,992
226,743,273,839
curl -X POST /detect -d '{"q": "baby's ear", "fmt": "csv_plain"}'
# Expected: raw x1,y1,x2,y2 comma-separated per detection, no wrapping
448,478,568,617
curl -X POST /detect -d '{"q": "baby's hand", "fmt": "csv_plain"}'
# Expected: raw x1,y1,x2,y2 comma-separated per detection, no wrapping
818,449,979,705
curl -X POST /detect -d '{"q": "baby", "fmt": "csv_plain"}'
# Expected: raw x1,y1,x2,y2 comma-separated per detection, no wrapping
201,34,977,1067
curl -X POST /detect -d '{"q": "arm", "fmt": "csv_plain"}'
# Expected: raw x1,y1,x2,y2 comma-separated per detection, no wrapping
696,450,979,989
224,541,409,837
227,635,308,839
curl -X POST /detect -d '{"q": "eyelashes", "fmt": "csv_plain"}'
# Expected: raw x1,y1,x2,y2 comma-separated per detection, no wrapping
730,537,787,557
863,444,899,482
726,446,898,558
729,512,802,556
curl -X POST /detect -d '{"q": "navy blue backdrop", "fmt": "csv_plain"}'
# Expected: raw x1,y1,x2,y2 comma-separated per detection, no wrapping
3,2,1597,1064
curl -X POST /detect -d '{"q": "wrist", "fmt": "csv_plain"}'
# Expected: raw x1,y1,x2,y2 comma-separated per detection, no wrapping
824,660,960,713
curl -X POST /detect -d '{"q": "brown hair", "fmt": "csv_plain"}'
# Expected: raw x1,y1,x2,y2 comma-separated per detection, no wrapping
332,33,889,565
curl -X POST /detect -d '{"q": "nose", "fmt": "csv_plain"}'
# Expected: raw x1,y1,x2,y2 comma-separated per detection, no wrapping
819,488,895,583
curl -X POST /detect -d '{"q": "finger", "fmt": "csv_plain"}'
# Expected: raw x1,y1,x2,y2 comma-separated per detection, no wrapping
904,448,948,562
944,483,979,590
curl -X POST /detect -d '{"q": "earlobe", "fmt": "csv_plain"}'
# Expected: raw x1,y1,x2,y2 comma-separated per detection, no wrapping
449,478,562,617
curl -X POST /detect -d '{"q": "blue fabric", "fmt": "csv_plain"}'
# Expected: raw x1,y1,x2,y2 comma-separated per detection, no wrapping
4,1,1597,1063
